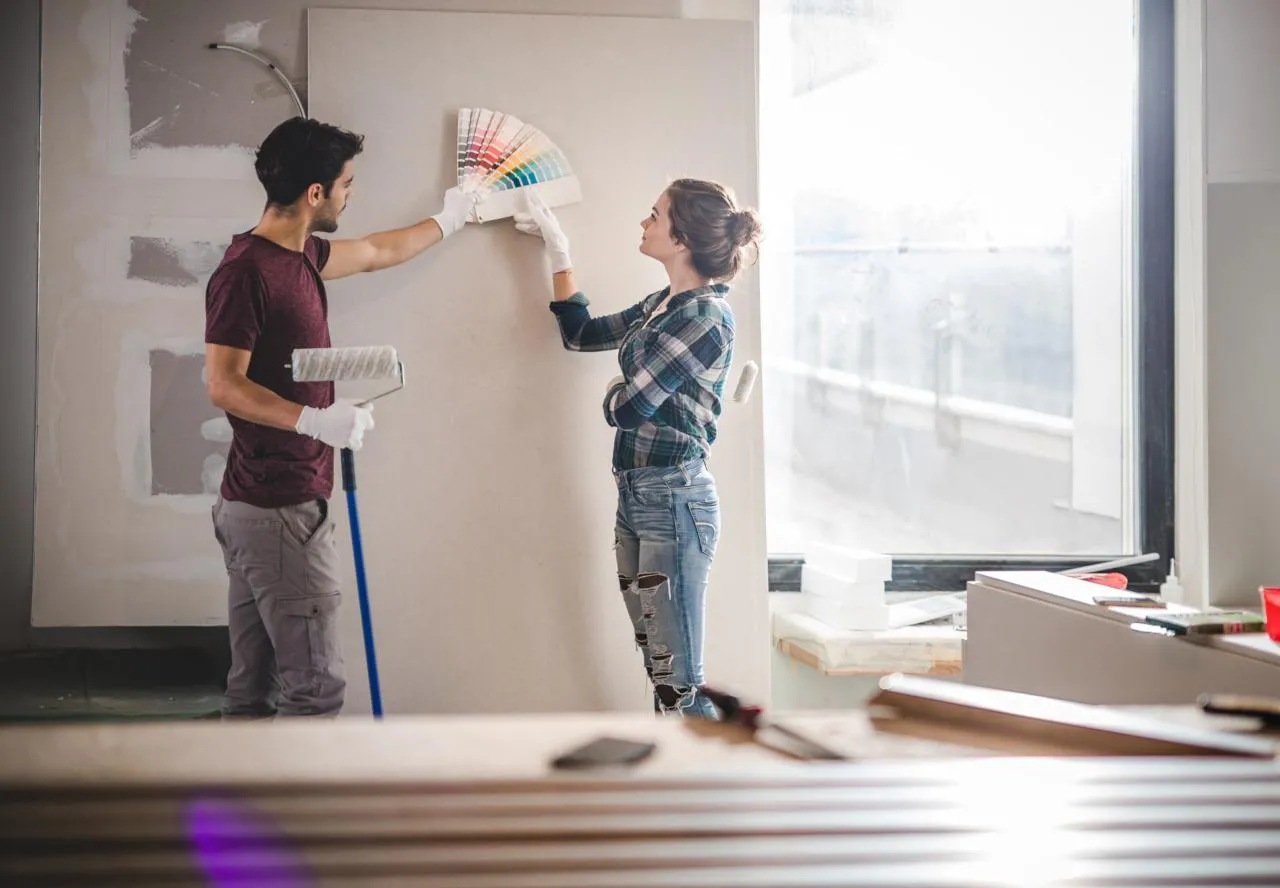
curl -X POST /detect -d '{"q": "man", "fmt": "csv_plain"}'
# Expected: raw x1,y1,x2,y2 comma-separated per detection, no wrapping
205,116,475,718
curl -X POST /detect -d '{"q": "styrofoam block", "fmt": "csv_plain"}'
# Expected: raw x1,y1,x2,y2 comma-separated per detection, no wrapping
802,564,886,606
768,592,807,615
802,593,890,631
804,543,893,583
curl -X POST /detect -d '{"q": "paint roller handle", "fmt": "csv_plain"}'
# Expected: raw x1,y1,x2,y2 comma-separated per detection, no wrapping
341,448,357,493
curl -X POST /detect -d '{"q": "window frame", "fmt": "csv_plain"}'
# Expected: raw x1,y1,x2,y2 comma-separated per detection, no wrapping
767,0,1175,594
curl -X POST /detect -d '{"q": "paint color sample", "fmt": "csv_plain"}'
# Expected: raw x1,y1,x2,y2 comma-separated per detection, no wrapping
456,107,581,221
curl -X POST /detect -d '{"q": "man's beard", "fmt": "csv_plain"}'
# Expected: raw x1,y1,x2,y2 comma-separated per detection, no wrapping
309,201,343,234
310,213,340,234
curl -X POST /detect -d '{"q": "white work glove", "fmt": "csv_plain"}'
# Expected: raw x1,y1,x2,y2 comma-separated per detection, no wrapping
431,186,478,239
513,192,572,273
295,399,375,451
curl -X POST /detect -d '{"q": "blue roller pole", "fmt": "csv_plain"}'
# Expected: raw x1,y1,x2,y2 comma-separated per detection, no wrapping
341,447,383,718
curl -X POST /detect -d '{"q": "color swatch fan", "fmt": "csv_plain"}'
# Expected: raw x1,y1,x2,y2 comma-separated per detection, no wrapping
457,108,582,223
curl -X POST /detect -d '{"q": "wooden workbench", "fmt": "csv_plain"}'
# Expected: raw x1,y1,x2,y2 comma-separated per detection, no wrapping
1,707,1278,885
0,711,981,793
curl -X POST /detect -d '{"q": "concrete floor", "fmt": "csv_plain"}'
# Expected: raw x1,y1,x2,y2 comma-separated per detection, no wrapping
0,649,223,723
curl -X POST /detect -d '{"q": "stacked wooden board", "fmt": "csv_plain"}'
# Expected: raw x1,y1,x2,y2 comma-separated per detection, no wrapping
2,727,1280,885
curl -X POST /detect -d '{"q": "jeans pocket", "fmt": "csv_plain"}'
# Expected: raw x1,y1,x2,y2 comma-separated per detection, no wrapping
633,484,673,509
687,501,720,559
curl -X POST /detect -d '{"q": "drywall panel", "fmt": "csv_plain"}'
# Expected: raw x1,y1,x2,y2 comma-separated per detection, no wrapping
1206,0,1280,182
963,581,1280,703
33,1,264,628
308,8,767,714
31,0,747,633
1205,182,1280,605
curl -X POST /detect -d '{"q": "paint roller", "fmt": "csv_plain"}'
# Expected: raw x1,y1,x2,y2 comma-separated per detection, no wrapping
289,345,405,718
289,345,405,404
733,360,760,404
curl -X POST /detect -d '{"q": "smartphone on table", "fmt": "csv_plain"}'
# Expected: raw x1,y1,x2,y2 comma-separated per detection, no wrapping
550,735,657,770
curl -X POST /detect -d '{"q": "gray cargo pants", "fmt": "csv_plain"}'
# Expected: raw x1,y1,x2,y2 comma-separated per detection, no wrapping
212,497,346,717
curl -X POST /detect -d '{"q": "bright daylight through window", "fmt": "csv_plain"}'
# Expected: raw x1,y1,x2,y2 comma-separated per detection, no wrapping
760,0,1149,577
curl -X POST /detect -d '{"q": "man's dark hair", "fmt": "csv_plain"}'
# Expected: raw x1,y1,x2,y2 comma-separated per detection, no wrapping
254,117,365,208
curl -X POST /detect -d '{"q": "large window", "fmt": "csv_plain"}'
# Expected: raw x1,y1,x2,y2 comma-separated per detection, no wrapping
760,0,1173,591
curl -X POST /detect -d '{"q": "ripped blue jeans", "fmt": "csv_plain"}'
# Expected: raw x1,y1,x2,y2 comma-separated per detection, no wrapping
614,458,720,718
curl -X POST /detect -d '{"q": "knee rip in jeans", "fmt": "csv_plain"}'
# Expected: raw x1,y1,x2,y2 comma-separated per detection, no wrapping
619,573,689,702
618,572,668,594
629,575,694,712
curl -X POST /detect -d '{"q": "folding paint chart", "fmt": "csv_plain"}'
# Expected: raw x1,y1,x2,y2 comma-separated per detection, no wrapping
456,108,582,223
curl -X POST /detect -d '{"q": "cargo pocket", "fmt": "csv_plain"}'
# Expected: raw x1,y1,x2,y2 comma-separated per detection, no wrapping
687,501,720,559
276,593,342,691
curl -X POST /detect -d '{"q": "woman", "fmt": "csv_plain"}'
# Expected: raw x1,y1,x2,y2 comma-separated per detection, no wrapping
514,179,762,717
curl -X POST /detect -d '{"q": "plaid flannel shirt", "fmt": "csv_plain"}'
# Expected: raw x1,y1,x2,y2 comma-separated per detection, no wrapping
550,284,735,470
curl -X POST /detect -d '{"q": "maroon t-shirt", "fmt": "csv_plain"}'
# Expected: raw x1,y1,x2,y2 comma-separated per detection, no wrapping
205,232,335,508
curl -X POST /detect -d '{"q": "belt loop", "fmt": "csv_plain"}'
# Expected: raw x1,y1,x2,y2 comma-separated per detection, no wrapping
680,463,690,486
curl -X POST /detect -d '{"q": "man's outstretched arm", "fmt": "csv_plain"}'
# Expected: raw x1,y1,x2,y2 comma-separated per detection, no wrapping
322,186,476,280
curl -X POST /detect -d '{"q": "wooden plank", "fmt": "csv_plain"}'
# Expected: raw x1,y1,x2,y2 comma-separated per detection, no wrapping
7,832,1280,882
869,674,1280,757
973,572,1280,669
775,637,961,677
773,612,963,676
5,755,1280,885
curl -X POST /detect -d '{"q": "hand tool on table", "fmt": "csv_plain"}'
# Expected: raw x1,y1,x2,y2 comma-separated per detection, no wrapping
698,685,848,761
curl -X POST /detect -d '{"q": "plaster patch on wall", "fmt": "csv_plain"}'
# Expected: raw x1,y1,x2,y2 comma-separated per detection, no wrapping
201,417,233,443
224,19,269,49
117,334,218,511
95,555,229,597
128,236,225,286
79,0,261,178
121,1,294,165
202,453,228,495
129,108,170,145
88,217,237,301
150,350,229,496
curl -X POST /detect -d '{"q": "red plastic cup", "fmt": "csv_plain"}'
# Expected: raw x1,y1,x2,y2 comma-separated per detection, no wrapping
1260,587,1280,643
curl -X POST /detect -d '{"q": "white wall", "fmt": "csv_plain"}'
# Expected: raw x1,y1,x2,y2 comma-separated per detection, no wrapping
34,0,766,711
307,8,764,715
1205,0,1280,184
1180,0,1280,608
1205,181,1280,605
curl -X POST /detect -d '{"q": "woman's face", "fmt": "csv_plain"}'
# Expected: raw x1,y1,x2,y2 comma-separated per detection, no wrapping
639,190,681,263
